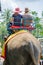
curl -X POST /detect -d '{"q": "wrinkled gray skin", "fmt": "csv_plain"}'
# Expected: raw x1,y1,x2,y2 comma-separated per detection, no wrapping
3,31,41,65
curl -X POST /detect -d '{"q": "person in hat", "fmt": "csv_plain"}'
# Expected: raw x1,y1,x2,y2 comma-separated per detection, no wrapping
23,8,33,27
12,8,23,26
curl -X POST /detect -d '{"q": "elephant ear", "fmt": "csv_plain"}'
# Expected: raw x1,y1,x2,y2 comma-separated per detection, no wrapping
25,41,40,65
33,44,40,65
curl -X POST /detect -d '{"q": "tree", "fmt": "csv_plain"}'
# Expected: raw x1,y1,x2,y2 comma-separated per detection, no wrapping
31,11,37,16
31,11,43,38
2,9,12,23
0,9,12,45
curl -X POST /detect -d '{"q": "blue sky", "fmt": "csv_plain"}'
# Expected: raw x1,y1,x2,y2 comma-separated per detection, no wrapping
1,0,43,17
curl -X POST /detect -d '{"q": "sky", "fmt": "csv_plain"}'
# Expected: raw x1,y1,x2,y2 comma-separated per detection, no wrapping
1,0,43,17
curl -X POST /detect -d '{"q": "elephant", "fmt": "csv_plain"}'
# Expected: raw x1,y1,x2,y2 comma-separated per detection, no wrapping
2,30,41,65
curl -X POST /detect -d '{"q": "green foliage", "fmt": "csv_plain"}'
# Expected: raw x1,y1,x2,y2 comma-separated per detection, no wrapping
0,22,8,46
34,17,40,23
31,11,43,38
31,11,37,16
0,9,12,46
2,9,12,23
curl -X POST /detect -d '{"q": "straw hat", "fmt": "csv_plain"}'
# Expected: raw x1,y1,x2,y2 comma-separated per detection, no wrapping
24,8,29,12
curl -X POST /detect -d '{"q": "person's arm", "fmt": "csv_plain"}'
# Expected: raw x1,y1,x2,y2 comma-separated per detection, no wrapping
28,15,33,23
7,23,12,31
21,15,23,24
12,14,14,17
